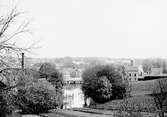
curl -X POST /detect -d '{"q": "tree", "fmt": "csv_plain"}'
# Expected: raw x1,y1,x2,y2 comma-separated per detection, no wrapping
39,62,56,79
39,63,64,107
48,71,64,107
0,2,34,116
48,71,63,91
15,80,59,114
82,65,126,103
152,78,167,117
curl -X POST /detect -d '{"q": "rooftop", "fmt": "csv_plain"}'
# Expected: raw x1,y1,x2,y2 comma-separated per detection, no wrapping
125,66,138,72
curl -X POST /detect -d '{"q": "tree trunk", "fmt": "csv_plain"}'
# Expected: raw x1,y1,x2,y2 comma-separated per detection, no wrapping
158,110,165,117
84,97,87,107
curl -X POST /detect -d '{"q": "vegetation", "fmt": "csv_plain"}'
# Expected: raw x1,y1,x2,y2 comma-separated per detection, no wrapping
0,2,33,116
130,78,167,96
90,95,156,112
39,62,64,106
82,65,126,103
48,71,64,107
15,80,59,114
0,91,12,117
89,78,167,116
130,80,156,96
151,78,167,117
39,62,57,79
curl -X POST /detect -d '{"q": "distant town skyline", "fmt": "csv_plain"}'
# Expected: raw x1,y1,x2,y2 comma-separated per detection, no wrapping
1,0,167,58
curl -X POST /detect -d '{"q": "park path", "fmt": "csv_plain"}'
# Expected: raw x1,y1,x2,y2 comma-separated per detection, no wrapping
47,109,114,117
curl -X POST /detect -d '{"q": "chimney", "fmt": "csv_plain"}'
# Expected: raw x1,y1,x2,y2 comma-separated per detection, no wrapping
21,53,24,70
130,59,134,66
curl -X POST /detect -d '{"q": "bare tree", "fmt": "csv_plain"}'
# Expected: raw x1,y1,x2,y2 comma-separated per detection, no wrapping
152,78,167,117
0,7,32,87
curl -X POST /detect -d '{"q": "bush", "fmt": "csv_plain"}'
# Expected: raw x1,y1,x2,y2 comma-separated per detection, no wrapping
0,94,11,117
0,81,16,117
39,62,56,79
82,65,126,103
0,89,17,117
15,81,60,114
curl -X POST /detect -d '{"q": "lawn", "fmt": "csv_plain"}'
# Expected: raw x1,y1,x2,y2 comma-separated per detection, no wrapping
91,95,156,112
130,80,156,96
129,78,167,96
90,78,167,112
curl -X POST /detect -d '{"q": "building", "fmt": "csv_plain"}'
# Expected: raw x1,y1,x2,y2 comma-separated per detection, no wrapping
138,67,167,81
125,66,139,81
63,68,82,85
61,67,84,108
151,68,163,75
123,59,145,81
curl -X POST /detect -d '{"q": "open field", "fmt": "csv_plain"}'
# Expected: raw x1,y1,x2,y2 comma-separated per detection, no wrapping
90,78,167,112
91,95,156,112
130,78,167,95
130,80,156,96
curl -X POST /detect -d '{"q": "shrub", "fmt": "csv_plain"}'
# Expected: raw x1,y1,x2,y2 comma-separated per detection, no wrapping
0,89,17,117
39,62,56,79
15,81,60,114
0,93,11,117
0,81,16,117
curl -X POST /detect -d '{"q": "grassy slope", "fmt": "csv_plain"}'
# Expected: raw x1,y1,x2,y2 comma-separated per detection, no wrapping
91,78,167,112
130,80,156,96
93,95,156,112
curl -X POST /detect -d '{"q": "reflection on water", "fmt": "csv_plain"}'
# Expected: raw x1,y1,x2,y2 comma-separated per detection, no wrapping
63,84,84,109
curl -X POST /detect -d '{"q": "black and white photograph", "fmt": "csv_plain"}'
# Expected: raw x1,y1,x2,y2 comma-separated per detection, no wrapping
0,0,167,117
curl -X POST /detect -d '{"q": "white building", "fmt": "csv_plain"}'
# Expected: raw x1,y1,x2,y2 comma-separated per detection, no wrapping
63,68,83,84
125,66,139,81
63,86,84,108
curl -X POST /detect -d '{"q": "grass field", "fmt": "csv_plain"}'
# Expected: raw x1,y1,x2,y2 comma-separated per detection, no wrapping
130,78,167,95
91,78,167,112
130,80,156,96
91,95,156,112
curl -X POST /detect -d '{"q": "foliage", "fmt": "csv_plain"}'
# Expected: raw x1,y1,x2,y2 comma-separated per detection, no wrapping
82,65,126,103
38,62,63,104
48,71,64,107
0,87,18,117
15,81,59,114
0,92,11,117
48,71,63,91
0,1,35,116
0,67,63,115
39,62,56,79
0,68,37,117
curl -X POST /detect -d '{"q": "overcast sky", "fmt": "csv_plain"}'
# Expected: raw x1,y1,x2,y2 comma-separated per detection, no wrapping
2,0,167,58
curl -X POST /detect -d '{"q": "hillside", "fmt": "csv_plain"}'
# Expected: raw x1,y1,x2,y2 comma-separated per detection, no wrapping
130,78,167,96
91,78,167,112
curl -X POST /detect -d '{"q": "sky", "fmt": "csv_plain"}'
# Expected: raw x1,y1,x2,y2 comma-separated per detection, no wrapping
1,0,167,58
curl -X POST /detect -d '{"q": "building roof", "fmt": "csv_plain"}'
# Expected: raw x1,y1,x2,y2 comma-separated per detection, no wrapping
125,66,138,72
